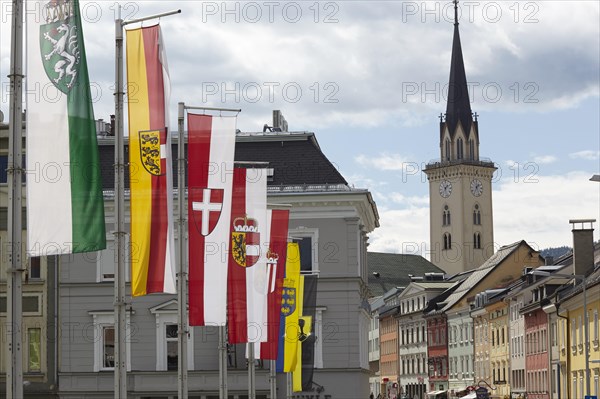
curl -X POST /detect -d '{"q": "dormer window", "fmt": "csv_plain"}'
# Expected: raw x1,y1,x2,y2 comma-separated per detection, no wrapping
445,139,451,161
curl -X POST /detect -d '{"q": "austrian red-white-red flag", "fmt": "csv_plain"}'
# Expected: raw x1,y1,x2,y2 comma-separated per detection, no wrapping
253,208,290,359
188,114,236,326
227,167,269,343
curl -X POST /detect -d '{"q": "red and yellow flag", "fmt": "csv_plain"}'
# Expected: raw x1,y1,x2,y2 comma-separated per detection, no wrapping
126,25,176,296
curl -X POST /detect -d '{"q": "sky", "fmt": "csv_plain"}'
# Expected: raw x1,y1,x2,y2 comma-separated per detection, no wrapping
1,0,599,258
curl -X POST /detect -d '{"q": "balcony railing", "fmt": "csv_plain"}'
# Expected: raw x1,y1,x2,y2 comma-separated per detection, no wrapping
424,157,496,170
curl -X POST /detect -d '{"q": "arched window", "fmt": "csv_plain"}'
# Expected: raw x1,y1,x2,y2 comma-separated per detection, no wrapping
443,233,452,250
443,205,451,226
457,137,464,159
474,232,481,249
469,139,475,160
473,204,481,225
445,139,451,161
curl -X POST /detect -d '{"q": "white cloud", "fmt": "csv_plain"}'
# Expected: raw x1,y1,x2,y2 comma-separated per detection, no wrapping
492,171,600,249
368,171,600,261
532,155,557,164
569,150,600,161
368,207,430,256
355,153,413,171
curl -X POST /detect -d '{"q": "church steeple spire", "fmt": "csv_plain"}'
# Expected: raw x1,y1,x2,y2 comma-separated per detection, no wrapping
445,0,473,136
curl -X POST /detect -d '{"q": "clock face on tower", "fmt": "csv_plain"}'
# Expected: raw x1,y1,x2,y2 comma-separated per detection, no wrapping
471,179,483,197
439,180,452,198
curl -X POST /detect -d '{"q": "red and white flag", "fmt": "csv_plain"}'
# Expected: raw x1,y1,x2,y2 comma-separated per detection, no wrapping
188,114,236,326
254,209,290,359
227,167,269,343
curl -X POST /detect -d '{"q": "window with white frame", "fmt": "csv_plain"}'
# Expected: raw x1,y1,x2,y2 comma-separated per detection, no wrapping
594,310,599,343
29,257,42,280
289,227,319,274
150,303,194,371
96,236,131,282
314,307,325,368
27,328,42,372
89,311,132,372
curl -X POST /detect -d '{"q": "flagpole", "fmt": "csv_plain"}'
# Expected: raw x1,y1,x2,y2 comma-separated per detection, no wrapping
219,326,228,399
286,372,293,399
6,0,24,398
114,9,181,399
248,344,256,399
177,102,189,399
270,360,277,399
113,10,128,399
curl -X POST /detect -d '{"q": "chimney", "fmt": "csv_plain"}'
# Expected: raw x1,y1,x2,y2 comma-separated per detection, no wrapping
570,219,595,276
545,256,554,266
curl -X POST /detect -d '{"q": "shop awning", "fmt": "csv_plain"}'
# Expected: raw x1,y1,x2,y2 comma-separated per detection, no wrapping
459,393,476,399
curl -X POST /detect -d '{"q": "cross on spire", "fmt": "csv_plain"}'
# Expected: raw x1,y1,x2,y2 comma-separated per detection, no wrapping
454,0,459,25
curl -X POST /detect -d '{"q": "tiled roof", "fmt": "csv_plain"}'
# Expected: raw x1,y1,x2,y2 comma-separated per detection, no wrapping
367,252,445,297
436,241,526,313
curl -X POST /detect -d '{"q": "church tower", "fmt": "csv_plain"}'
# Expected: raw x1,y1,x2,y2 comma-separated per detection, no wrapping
423,0,496,275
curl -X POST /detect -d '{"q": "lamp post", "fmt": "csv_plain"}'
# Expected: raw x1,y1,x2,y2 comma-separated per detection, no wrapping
531,270,590,398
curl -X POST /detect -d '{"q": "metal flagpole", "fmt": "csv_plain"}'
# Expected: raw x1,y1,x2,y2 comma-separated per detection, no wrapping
270,360,277,399
177,103,188,399
219,326,228,399
248,344,256,399
113,9,127,398
7,0,24,398
286,372,293,399
114,9,180,399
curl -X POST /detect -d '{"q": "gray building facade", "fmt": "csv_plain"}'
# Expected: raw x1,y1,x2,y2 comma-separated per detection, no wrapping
56,125,379,399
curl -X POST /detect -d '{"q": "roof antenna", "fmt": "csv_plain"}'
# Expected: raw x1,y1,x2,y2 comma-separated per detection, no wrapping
454,0,459,26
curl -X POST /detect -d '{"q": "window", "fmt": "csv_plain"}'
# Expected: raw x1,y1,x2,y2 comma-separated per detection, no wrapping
150,300,194,371
469,139,475,160
474,232,481,249
165,324,178,371
457,137,464,159
572,318,577,349
445,138,451,161
28,328,42,372
473,205,481,225
289,227,319,274
443,233,452,250
0,293,42,316
29,257,41,279
90,311,132,372
96,237,131,282
314,307,325,368
443,205,451,226
103,327,115,369
594,310,599,342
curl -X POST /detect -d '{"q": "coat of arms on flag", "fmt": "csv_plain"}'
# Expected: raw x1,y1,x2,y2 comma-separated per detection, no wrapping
40,1,80,93
281,282,297,316
190,188,224,236
139,130,165,176
231,215,260,267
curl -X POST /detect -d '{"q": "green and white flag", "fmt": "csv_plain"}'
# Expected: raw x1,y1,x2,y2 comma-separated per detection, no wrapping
26,0,106,256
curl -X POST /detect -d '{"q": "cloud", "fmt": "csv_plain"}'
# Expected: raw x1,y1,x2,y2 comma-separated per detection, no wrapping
355,153,413,171
569,150,600,161
532,155,557,164
367,171,600,262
